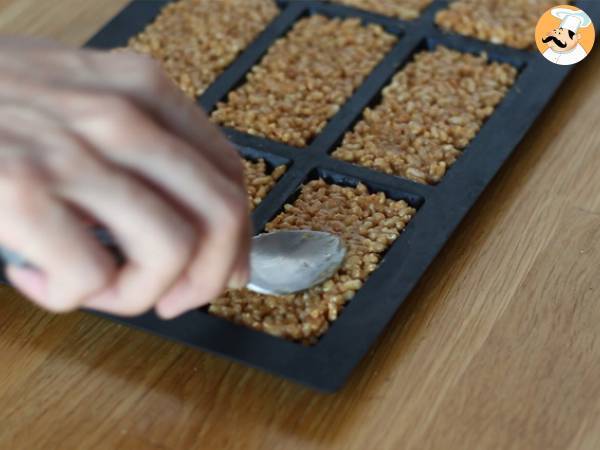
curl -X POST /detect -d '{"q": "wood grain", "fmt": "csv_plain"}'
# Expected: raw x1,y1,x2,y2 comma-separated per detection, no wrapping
1,1,600,449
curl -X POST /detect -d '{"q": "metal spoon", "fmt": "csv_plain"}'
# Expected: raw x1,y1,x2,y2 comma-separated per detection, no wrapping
248,230,346,295
0,230,346,296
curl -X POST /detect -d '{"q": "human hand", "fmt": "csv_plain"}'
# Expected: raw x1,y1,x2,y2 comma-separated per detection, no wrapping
0,37,250,319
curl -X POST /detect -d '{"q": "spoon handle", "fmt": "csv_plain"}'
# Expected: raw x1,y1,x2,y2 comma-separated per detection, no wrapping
0,228,117,270
0,247,29,268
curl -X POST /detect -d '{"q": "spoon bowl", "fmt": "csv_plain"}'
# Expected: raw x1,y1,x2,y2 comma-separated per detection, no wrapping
247,230,346,295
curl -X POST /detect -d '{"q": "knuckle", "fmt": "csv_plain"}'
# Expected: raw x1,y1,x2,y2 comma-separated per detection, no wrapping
0,109,98,184
80,251,115,290
129,212,195,285
0,163,47,217
157,222,196,269
0,155,42,184
10,188,43,221
121,281,175,317
230,190,250,219
67,89,135,120
98,48,141,72
96,93,138,118
188,262,228,299
75,93,146,142
70,91,138,123
137,60,168,92
67,50,97,74
51,151,96,182
215,201,245,236
43,132,98,180
111,51,167,90
50,257,114,313
128,51,159,69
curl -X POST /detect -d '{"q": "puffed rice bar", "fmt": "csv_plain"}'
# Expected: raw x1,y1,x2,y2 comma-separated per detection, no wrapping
333,46,517,185
211,15,397,147
128,0,279,97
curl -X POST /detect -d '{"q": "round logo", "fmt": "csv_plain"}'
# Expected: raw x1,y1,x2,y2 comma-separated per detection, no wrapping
535,4,595,66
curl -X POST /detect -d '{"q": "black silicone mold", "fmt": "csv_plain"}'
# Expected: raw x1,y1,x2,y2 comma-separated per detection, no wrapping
3,0,599,392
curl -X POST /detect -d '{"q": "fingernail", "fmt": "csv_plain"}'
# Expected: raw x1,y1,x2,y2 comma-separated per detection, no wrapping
6,266,47,304
84,286,118,311
155,281,193,320
228,268,249,290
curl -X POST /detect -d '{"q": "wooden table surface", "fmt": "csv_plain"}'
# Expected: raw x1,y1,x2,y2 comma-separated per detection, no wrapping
2,1,600,449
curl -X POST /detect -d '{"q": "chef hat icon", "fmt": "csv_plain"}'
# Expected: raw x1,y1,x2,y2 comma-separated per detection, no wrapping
551,7,593,33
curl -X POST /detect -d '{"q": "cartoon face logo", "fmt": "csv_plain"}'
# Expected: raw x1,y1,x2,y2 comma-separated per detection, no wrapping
542,26,581,53
536,6,595,66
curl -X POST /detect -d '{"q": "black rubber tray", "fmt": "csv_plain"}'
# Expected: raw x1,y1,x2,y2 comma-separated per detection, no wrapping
3,0,599,391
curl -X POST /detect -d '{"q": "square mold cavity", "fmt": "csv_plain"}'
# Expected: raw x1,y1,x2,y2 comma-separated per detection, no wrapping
209,9,401,148
208,168,421,345
330,36,527,185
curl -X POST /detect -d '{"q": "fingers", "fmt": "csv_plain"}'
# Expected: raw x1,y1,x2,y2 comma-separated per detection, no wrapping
96,51,246,185
0,105,198,317
0,103,202,316
63,95,250,315
0,46,253,318
1,99,250,317
5,266,47,304
0,48,244,185
155,197,251,319
0,153,115,312
58,161,198,316
1,58,252,306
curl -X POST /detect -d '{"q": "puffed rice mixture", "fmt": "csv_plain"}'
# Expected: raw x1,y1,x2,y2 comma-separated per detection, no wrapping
243,159,286,209
333,46,517,185
128,0,279,97
209,179,415,344
211,15,397,147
